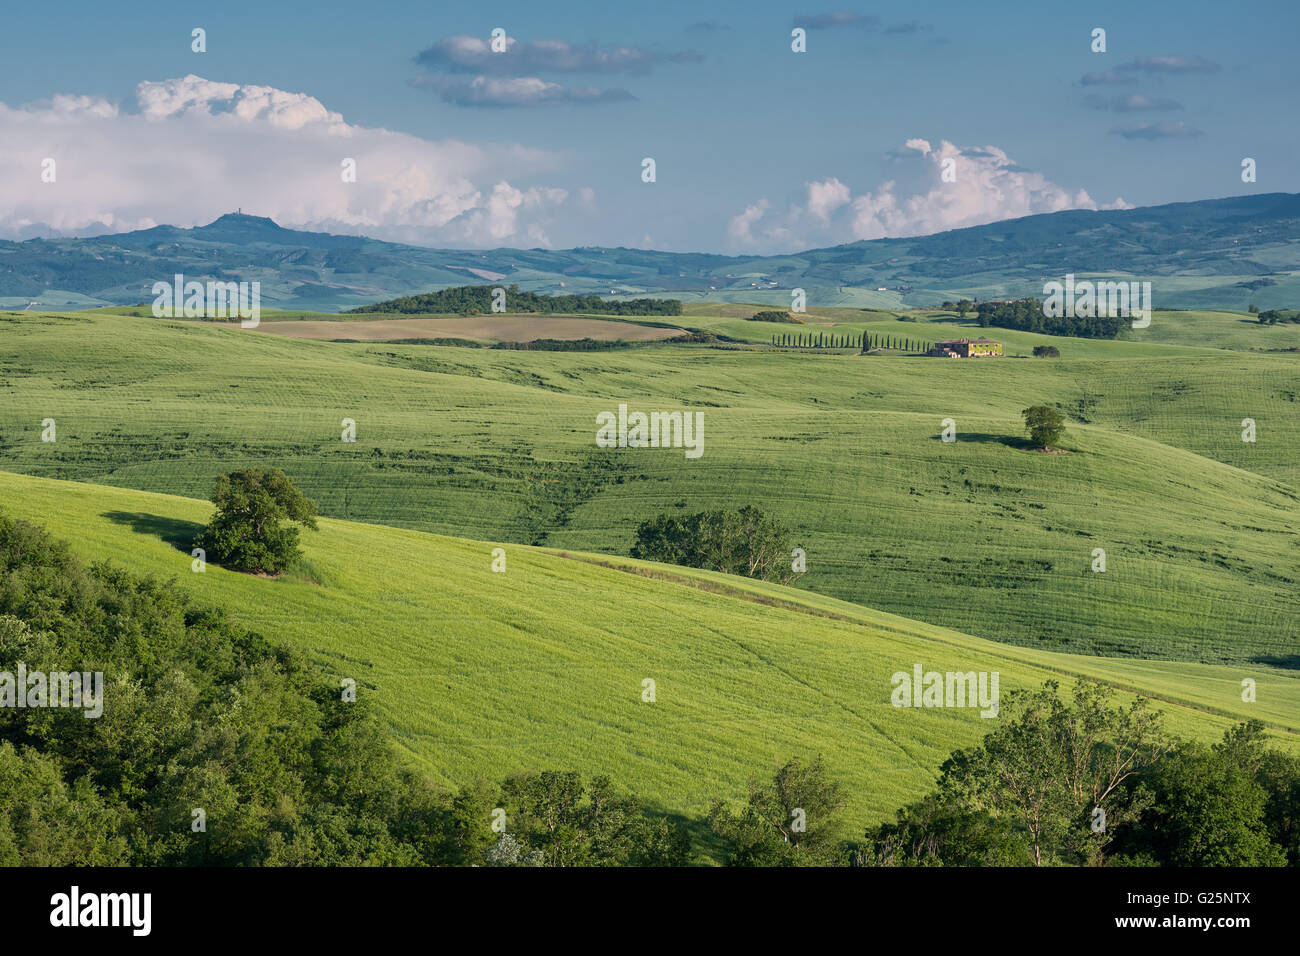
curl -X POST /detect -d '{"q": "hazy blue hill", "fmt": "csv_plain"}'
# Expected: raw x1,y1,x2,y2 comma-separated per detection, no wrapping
2,194,1296,311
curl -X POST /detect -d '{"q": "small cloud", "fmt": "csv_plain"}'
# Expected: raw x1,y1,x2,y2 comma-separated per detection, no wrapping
1084,93,1184,112
1117,54,1221,74
791,12,931,34
806,177,852,222
414,35,702,76
412,74,635,107
885,137,933,160
884,21,932,35
1110,120,1203,139
728,199,771,246
793,12,880,30
1080,70,1138,86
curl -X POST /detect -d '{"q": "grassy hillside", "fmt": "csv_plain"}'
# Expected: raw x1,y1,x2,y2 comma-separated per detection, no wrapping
2,309,1297,665
2,471,1297,838
672,303,1300,356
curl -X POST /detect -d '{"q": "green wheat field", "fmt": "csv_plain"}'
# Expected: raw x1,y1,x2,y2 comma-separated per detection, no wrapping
1,304,1298,836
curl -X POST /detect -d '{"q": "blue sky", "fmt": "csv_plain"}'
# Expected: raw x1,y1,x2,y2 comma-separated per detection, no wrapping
3,0,1295,251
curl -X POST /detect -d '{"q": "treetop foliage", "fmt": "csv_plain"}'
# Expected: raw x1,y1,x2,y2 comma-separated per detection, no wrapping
630,506,800,584
194,468,318,575
978,298,1125,339
1022,405,1067,449
345,284,683,317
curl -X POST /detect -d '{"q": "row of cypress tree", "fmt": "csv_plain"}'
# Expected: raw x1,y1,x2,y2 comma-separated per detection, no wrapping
768,332,932,351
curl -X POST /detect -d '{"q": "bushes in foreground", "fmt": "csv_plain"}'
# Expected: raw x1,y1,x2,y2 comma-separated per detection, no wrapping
854,682,1300,867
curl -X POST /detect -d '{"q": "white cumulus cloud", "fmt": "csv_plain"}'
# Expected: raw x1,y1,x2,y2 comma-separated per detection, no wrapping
0,75,587,246
727,139,1131,253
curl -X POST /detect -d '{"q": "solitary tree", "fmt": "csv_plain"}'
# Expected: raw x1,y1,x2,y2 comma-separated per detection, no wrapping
1022,405,1066,450
194,468,318,574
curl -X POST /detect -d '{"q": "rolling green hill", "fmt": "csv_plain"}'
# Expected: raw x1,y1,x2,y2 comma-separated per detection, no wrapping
5,193,1299,311
2,470,1296,838
1,308,1296,665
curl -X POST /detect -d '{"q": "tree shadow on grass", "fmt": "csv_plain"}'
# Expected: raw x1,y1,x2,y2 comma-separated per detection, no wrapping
641,799,727,866
1250,655,1300,671
101,511,203,554
931,432,1037,450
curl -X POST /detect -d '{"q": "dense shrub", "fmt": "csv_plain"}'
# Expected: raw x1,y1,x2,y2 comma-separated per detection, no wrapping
630,506,800,584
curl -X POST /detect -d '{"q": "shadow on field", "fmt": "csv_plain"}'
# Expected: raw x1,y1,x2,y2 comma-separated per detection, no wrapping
102,511,204,553
1251,655,1300,671
933,432,1036,450
641,801,729,865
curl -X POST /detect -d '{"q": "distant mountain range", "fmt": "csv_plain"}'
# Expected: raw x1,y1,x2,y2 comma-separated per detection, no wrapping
3,193,1297,313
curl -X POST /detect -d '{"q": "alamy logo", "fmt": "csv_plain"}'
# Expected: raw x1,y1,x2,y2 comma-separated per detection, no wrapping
1043,273,1151,328
152,273,261,328
595,403,703,459
0,664,103,718
50,886,151,936
891,665,999,718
